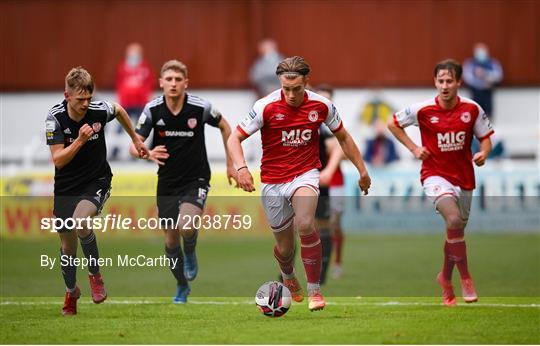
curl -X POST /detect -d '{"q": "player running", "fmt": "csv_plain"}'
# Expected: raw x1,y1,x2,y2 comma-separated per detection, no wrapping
315,84,346,280
388,59,494,306
46,67,149,315
228,56,371,311
130,60,236,304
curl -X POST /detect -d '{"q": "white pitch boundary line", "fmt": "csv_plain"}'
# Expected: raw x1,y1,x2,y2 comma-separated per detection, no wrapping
1,300,539,308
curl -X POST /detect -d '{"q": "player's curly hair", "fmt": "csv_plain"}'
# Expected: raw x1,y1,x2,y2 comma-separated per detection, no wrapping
434,59,462,80
65,67,94,93
276,56,311,79
161,60,188,78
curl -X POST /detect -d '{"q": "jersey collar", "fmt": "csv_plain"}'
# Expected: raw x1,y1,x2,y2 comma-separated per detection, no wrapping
435,95,461,111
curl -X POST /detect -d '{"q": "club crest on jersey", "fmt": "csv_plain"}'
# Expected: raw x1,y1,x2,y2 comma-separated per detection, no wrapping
188,118,197,129
461,112,471,123
308,110,318,122
92,122,102,133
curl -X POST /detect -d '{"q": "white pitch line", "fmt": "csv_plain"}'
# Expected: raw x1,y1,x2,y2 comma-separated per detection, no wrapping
368,301,540,308
1,300,538,308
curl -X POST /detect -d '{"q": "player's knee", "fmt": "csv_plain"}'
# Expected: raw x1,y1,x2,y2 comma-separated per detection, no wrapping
165,238,180,249
276,244,295,259
295,217,314,235
61,243,77,256
164,230,180,248
76,227,91,239
445,214,465,230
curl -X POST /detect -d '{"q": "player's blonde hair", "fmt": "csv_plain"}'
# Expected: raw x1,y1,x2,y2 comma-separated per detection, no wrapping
65,67,94,93
276,56,311,79
161,60,188,78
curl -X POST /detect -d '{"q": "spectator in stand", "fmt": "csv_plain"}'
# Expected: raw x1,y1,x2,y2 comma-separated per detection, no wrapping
249,39,284,98
463,43,503,121
364,119,399,166
113,43,155,159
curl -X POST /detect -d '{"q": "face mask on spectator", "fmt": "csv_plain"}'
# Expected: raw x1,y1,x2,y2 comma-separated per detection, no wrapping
474,48,489,63
127,54,142,67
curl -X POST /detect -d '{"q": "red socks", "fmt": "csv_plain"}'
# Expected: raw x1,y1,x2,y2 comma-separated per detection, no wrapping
300,231,322,284
443,228,471,280
332,232,343,265
442,241,455,281
273,245,294,276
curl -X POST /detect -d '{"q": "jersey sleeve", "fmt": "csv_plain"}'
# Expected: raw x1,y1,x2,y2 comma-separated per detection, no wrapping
473,105,494,139
237,99,264,137
320,124,333,140
135,104,153,138
45,113,64,145
93,100,116,122
202,100,222,128
393,103,420,128
324,103,343,132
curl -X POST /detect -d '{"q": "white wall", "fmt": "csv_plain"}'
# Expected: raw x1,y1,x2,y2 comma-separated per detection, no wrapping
1,88,538,167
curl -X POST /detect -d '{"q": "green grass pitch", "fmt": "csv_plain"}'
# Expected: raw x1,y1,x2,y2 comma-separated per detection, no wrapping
1,233,539,344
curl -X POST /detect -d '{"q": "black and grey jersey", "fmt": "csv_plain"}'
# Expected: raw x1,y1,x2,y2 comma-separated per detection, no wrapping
135,94,222,188
319,125,333,169
46,100,116,195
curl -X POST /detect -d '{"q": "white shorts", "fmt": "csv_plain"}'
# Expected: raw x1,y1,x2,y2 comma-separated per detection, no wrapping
423,176,473,223
261,169,320,232
329,186,346,214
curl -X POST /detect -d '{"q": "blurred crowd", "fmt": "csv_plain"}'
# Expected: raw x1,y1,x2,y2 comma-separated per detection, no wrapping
108,40,505,163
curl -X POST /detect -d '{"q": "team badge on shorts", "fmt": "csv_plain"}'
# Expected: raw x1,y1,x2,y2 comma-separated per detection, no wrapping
460,112,471,123
92,122,102,132
308,110,318,122
188,118,198,129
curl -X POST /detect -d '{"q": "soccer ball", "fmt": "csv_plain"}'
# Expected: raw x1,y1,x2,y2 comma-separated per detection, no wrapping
255,281,292,317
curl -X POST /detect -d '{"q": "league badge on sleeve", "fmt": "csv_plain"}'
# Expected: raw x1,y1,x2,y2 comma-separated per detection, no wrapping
46,120,56,131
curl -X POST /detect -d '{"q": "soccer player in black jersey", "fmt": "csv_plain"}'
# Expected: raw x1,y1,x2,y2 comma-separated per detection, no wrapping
46,67,149,315
130,60,236,303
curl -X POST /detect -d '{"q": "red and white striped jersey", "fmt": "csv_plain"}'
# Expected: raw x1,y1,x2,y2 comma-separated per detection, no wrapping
393,95,494,190
238,89,343,184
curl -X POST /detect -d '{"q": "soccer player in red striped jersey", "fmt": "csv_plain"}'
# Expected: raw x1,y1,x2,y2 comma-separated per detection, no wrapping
388,59,494,306
228,56,371,311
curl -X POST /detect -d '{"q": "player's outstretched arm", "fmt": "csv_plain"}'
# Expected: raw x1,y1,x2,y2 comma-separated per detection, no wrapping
49,124,94,169
387,117,430,160
333,127,371,195
227,130,255,192
472,137,492,166
113,103,150,159
217,117,238,186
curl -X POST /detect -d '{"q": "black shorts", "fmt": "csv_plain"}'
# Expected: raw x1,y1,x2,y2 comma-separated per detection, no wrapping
315,187,330,220
53,177,112,232
157,179,210,221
